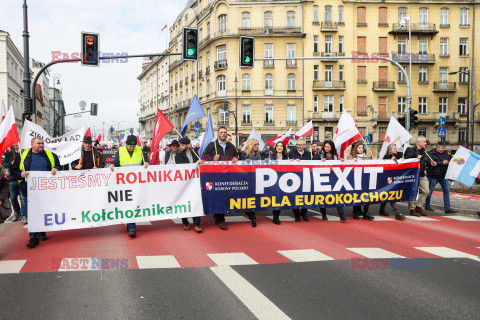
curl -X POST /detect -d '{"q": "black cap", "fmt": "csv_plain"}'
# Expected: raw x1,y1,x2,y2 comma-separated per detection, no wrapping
126,135,138,146
83,136,92,143
168,140,179,147
178,137,191,145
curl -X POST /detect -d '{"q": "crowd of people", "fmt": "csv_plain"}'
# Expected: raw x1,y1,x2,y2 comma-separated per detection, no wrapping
0,126,459,248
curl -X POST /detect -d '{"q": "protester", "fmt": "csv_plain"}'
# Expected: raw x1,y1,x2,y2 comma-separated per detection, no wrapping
240,139,263,227
2,143,21,221
226,134,232,143
141,137,150,159
262,145,272,159
311,142,321,159
10,137,62,247
164,140,179,164
320,140,348,222
202,126,239,230
347,141,374,220
425,142,457,214
404,136,433,217
175,137,204,232
108,135,149,238
72,136,105,170
289,138,311,222
269,141,289,224
237,138,247,154
379,144,406,220
0,165,12,226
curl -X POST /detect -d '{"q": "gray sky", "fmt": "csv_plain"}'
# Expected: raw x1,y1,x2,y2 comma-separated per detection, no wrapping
1,0,185,137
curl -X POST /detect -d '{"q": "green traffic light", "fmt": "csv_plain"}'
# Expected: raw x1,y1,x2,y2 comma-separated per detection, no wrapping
187,48,196,56
245,56,251,63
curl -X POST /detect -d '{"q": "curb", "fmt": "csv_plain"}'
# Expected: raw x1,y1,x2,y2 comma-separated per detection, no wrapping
397,202,479,216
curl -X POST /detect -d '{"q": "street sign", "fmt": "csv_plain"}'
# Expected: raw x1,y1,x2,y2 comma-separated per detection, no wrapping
194,130,200,136
439,116,446,127
194,121,201,128
225,112,230,117
438,127,446,137
363,135,371,146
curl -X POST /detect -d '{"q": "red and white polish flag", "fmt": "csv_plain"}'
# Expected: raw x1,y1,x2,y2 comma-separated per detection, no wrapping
266,128,292,147
96,134,102,142
333,111,362,158
0,107,19,157
294,120,313,139
0,100,7,123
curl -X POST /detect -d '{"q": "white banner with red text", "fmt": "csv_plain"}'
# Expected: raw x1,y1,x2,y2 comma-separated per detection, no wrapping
27,164,204,232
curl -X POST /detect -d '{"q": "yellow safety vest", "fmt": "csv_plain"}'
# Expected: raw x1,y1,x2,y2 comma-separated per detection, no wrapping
19,149,55,171
119,146,143,166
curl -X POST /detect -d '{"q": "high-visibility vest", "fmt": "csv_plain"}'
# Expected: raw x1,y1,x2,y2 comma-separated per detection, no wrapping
119,146,143,166
19,149,55,171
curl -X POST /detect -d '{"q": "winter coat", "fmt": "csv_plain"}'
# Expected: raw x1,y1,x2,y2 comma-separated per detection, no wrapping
404,145,427,177
426,149,452,179
202,139,238,161
0,168,12,223
289,148,312,161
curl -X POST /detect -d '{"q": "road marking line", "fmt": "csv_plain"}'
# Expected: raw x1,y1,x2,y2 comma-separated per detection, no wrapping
415,247,480,262
369,216,395,221
136,255,181,269
347,248,405,258
23,225,28,228
405,216,440,221
265,215,296,222
442,215,480,221
211,265,291,320
278,249,334,262
208,253,258,266
135,221,152,226
225,216,251,223
0,260,26,274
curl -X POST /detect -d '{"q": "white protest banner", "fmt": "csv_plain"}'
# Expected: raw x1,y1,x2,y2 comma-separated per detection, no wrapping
20,120,85,165
27,164,204,232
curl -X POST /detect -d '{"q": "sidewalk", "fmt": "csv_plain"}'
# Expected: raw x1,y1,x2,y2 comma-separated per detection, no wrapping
428,191,480,214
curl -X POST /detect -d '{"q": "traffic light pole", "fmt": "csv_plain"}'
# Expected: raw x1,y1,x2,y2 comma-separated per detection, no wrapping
28,52,182,124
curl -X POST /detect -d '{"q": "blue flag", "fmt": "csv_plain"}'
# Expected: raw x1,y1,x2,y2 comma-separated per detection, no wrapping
180,95,206,137
198,114,214,158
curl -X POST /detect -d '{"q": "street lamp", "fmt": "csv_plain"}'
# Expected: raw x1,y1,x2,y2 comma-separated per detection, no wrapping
52,73,61,136
449,70,470,149
401,16,412,130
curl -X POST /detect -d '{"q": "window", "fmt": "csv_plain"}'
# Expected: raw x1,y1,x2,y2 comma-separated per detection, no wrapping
379,127,387,141
325,65,333,82
242,12,250,28
287,105,296,122
419,97,428,114
324,96,334,112
313,65,319,80
398,38,407,54
418,129,427,139
217,45,226,61
199,83,203,97
419,8,428,29
325,6,332,22
459,67,468,83
324,36,332,54
440,38,449,56
219,109,227,124
379,37,387,53
379,7,387,25
338,6,344,23
243,105,251,123
418,38,428,54
339,36,344,54
313,127,319,141
357,36,366,53
207,80,211,95
207,51,210,66
339,95,344,112
339,65,344,81
207,22,210,35
287,73,296,90
242,74,250,91
460,8,469,26
218,14,227,34
313,6,319,23
264,11,273,28
325,127,333,140
439,97,448,114
314,36,319,53
357,96,367,115
314,95,319,112
287,11,295,27
398,7,407,24
217,75,226,95
265,105,273,123
440,8,449,26
398,97,406,113
459,38,468,56
265,73,273,95
419,66,428,82
458,98,467,115
287,43,296,58
439,67,449,84
357,7,366,25
357,66,367,82
459,128,466,142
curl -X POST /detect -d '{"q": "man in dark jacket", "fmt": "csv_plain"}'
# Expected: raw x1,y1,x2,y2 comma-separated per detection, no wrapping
71,136,105,169
202,126,239,230
10,137,62,247
175,137,204,232
404,136,436,216
289,139,311,221
164,140,179,164
425,142,457,214
2,143,21,221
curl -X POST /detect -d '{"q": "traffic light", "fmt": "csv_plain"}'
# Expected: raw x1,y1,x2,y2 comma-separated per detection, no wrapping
81,32,100,66
182,28,198,61
409,109,419,129
223,100,229,112
240,36,254,68
398,116,406,128
90,103,98,116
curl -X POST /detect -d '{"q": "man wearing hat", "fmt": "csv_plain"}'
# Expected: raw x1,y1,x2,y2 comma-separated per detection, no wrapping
72,136,105,170
175,137,204,232
164,140,179,164
108,135,149,238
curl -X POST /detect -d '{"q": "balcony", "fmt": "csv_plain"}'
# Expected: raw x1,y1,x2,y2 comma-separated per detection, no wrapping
238,26,302,36
313,111,339,121
373,81,395,91
433,82,457,92
320,52,338,61
198,70,203,79
214,60,227,71
392,53,435,64
286,120,297,125
206,66,210,74
265,89,274,96
389,23,439,36
263,59,274,68
191,74,195,82
286,59,297,67
312,80,346,91
320,21,338,32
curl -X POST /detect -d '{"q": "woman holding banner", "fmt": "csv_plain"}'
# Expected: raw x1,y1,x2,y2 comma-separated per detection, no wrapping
269,141,289,224
379,144,406,220
240,139,263,227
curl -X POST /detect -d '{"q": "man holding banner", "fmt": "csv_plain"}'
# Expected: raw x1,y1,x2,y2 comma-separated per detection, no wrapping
108,135,149,238
10,137,62,248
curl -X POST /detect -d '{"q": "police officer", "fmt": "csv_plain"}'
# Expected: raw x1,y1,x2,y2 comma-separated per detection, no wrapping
10,137,62,248
175,137,204,232
72,136,105,169
108,135,149,238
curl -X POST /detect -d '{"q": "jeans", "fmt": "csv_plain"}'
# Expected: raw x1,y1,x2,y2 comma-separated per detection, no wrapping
182,217,201,226
20,192,27,218
126,223,136,232
9,181,21,214
425,177,450,210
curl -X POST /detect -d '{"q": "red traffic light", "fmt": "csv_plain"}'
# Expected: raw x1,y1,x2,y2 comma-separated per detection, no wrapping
86,36,95,46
